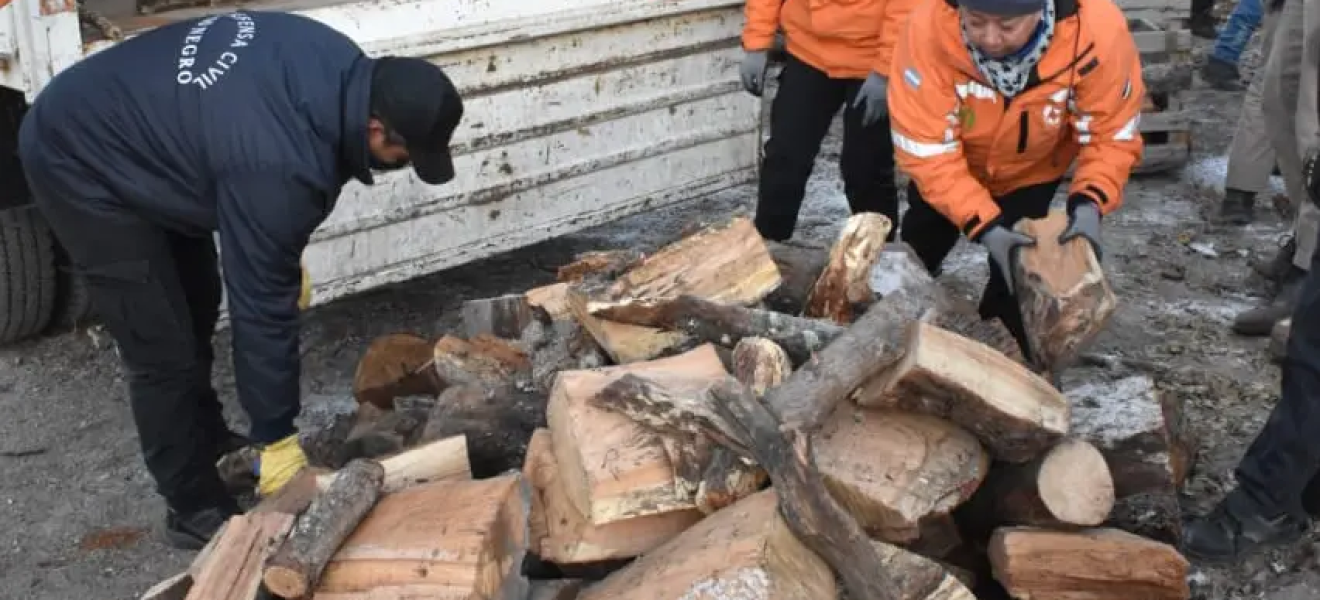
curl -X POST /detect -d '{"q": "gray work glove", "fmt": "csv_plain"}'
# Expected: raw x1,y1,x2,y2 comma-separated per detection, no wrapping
978,225,1037,290
851,72,889,127
1059,195,1103,261
740,50,770,97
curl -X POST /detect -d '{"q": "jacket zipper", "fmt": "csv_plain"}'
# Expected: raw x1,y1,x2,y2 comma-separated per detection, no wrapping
1017,112,1029,153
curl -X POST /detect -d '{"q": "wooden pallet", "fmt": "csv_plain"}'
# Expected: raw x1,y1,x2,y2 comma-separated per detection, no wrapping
1118,0,1188,28
1130,17,1193,175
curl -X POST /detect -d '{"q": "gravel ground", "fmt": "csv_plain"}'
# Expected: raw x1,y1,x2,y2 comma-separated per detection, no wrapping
3,28,1319,600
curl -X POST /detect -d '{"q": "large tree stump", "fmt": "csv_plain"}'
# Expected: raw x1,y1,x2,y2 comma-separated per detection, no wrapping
988,527,1190,600
802,213,892,323
264,459,386,598
1012,211,1117,373
852,321,1070,462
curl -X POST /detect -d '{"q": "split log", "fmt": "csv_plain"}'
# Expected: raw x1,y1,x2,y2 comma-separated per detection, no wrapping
183,512,295,600
814,405,988,543
932,309,1026,366
1012,210,1118,373
546,344,729,524
139,522,227,600
432,335,524,390
1064,374,1192,542
316,474,533,599
987,527,1190,600
957,438,1114,538
763,240,829,314
316,434,471,494
526,282,574,320
524,429,701,564
577,489,837,600
567,288,690,364
353,333,442,410
264,459,386,598
869,539,978,600
852,321,1070,462
803,213,892,323
468,333,532,371
462,293,534,339
557,250,645,283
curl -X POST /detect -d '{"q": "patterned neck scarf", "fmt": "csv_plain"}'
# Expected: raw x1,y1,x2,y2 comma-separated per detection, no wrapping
963,0,1056,98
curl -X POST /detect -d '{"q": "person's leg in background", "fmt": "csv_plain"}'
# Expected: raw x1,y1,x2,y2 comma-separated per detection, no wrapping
975,180,1062,364
1192,0,1220,38
1219,7,1279,224
1203,0,1265,89
898,180,963,277
754,53,848,241
1182,226,1320,563
1287,0,1320,271
1235,0,1308,336
839,79,900,241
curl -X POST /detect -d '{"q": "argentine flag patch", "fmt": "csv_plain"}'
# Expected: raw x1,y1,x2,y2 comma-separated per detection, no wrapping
904,67,922,89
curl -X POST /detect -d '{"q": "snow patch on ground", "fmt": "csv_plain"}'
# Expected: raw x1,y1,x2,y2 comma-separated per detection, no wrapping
1182,155,1288,198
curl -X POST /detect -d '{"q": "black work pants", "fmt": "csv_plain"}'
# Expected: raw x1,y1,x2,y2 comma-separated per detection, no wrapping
1235,225,1320,519
901,179,1061,363
24,162,232,513
754,53,899,241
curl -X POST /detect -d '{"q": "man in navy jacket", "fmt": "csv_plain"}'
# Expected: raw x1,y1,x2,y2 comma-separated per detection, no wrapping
18,10,463,549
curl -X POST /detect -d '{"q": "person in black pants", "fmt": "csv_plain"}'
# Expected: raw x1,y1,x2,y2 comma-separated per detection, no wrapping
1181,151,1320,563
18,10,462,550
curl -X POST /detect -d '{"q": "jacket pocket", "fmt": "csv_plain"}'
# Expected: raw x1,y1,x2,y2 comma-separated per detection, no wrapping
806,0,885,40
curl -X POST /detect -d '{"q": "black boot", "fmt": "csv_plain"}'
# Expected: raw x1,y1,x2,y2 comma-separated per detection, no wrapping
1218,188,1256,224
163,499,239,550
1202,58,1244,91
1181,492,1310,564
1233,269,1304,336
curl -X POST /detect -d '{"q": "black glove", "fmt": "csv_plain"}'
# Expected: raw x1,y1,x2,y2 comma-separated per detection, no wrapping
1305,148,1320,207
1060,194,1103,261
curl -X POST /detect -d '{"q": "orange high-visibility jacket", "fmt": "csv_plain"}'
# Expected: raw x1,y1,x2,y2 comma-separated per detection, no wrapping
887,0,1144,239
742,0,924,79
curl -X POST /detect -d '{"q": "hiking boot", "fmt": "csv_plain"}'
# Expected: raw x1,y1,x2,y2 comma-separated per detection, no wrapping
1181,493,1310,565
163,501,239,550
1252,236,1299,283
1218,188,1256,224
1201,58,1244,91
1233,270,1304,336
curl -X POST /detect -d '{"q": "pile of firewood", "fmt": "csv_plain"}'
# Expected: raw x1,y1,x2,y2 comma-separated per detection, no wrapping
142,213,1197,600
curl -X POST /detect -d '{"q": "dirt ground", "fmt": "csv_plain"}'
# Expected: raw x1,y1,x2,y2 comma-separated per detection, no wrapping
3,30,1320,600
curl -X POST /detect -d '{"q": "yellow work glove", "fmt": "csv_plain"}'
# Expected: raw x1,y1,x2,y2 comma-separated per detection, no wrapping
258,434,308,497
298,262,312,311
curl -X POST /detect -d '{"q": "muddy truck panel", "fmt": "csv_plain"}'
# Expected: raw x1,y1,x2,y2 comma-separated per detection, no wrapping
0,0,759,325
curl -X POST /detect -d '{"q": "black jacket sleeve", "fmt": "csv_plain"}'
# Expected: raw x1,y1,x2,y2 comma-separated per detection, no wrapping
215,169,330,444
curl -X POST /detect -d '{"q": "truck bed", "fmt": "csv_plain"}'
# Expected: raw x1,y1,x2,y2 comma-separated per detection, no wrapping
81,0,362,42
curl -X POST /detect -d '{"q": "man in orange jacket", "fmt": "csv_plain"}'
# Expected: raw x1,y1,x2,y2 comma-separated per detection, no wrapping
887,0,1144,362
740,0,920,241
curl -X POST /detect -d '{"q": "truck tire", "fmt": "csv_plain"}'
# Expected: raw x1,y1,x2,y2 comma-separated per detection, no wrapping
0,206,57,345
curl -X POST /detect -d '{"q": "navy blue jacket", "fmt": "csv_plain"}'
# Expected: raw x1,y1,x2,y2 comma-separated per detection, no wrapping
20,10,376,443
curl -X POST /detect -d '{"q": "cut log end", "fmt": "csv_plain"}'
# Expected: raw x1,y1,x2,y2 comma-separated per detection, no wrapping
1036,438,1115,526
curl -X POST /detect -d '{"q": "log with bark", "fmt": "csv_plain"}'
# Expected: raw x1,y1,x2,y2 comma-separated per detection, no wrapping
852,320,1070,462
352,333,442,409
264,459,386,598
462,293,534,339
957,438,1114,539
567,216,782,363
814,404,988,543
526,282,574,320
546,344,730,524
1011,210,1117,373
183,512,295,600
316,434,472,494
802,212,892,323
987,527,1190,600
315,474,533,599
520,314,608,393
557,250,645,283
524,428,702,564
1064,373,1193,542
341,402,430,460
577,489,838,600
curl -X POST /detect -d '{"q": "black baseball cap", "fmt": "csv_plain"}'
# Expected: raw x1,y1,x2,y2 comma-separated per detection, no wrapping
370,57,464,184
